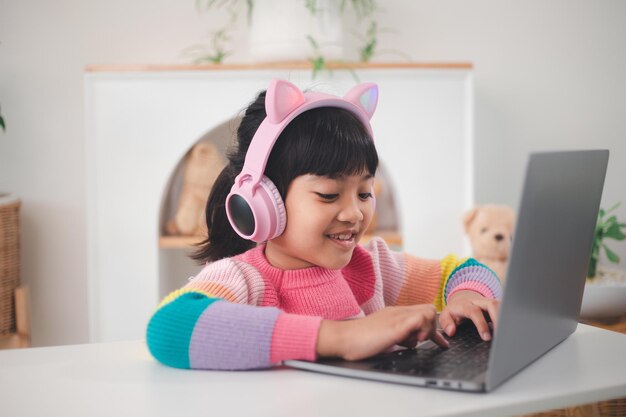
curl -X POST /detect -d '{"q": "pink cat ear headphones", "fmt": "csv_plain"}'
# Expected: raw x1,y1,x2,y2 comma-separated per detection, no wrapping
226,78,379,242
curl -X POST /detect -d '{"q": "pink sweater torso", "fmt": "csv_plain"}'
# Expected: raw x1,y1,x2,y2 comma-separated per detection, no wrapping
146,238,501,370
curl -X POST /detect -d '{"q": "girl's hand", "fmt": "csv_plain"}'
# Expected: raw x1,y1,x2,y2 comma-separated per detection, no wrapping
316,304,449,361
439,290,500,341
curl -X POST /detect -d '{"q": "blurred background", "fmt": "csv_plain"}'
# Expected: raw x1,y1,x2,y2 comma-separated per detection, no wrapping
0,0,625,347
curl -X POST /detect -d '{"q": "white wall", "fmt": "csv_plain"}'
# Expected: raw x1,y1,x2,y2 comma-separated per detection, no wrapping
1,0,624,347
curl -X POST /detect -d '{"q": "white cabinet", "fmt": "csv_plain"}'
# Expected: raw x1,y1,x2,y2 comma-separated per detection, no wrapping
85,64,474,342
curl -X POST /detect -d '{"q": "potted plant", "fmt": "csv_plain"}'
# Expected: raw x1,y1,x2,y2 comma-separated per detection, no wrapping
587,202,626,278
188,0,384,76
581,202,626,320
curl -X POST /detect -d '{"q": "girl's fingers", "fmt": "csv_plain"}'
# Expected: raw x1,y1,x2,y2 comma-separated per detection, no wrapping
430,330,450,348
468,298,499,332
438,309,457,337
412,311,449,348
402,333,419,348
439,307,467,337
403,305,439,343
462,303,492,341
416,319,434,341
443,292,502,342
484,299,500,329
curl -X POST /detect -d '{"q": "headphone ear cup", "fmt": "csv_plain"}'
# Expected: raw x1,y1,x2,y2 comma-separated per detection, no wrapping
226,175,286,242
259,176,287,240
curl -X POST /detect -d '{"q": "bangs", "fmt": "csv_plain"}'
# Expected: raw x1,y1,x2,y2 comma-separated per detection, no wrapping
265,107,378,196
296,109,377,178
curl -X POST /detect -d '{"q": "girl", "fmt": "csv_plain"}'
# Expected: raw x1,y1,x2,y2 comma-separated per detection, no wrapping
147,79,502,370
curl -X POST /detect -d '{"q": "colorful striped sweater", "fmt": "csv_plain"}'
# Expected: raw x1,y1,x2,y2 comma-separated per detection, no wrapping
146,238,502,370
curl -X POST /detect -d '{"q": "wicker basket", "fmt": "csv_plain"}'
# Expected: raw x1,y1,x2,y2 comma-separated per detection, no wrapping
0,193,20,335
520,397,626,417
598,397,626,416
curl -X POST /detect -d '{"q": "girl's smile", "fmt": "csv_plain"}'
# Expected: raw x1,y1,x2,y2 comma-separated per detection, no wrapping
264,173,375,270
326,229,359,250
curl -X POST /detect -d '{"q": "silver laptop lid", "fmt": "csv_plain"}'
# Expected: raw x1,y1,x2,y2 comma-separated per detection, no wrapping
486,150,609,391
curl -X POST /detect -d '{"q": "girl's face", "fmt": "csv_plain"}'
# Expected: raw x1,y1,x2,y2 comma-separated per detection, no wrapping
264,173,375,270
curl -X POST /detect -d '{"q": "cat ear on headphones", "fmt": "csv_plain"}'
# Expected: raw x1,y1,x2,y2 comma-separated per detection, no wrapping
265,79,305,124
344,83,378,120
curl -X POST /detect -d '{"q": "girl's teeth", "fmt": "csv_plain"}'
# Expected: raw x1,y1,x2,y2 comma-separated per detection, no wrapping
329,234,353,240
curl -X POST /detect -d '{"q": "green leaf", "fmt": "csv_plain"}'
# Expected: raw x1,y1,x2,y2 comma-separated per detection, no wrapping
604,222,626,240
360,39,376,62
305,0,318,14
602,244,620,263
0,115,5,131
605,202,622,215
596,228,605,241
307,35,319,50
310,56,325,79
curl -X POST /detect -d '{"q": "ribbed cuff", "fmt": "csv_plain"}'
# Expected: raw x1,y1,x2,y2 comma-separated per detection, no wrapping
270,313,323,364
447,281,495,301
444,260,503,305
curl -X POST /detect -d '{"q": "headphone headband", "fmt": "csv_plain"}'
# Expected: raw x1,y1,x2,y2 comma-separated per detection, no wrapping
226,79,379,242
241,80,378,187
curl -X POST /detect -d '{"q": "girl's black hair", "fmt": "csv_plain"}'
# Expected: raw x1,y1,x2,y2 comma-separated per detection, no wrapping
192,90,379,263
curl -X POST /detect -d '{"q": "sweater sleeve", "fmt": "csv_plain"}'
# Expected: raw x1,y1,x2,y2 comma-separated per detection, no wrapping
363,238,502,311
146,258,321,370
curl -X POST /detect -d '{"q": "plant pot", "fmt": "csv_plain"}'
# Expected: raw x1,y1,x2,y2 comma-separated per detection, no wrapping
580,266,626,320
248,0,344,62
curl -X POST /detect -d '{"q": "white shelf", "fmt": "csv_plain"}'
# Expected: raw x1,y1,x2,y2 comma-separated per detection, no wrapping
85,65,473,342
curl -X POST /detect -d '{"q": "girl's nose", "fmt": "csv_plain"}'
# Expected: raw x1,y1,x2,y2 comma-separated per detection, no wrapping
337,198,365,223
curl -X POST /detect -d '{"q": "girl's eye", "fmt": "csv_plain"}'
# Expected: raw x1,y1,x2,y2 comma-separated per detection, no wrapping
359,192,373,201
316,193,338,201
481,227,488,234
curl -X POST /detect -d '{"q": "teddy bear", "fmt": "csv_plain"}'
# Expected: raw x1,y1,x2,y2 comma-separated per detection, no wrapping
168,141,226,237
463,205,516,282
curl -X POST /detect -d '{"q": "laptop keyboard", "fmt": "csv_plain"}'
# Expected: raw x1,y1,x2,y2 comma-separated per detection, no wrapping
371,323,491,380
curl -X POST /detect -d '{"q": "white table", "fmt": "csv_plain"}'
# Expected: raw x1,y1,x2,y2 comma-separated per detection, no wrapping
1,324,625,417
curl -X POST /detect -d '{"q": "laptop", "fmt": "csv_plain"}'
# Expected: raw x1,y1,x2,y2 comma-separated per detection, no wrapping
284,150,610,392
